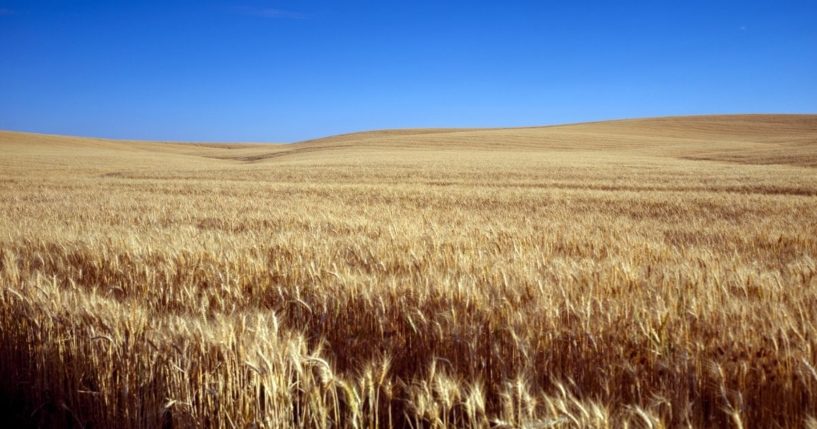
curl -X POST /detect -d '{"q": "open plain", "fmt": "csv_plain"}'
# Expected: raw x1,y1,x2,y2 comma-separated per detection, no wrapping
1,115,817,428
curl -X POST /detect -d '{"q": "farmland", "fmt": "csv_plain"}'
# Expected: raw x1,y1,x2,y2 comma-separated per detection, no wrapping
1,115,817,427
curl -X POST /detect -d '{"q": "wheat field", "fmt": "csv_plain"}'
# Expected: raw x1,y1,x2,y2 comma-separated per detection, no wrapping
1,115,817,428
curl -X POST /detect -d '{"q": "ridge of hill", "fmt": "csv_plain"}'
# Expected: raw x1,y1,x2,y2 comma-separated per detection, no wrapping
2,114,816,167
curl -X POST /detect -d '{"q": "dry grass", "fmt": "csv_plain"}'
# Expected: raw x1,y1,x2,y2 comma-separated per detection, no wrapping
1,114,817,428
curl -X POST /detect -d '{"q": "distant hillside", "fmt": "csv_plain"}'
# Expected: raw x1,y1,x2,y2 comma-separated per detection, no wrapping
2,114,816,167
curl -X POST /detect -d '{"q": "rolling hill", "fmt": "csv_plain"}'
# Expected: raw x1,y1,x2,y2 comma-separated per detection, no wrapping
3,114,817,167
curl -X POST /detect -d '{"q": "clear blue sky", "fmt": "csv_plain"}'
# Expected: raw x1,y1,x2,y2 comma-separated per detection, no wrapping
1,1,815,142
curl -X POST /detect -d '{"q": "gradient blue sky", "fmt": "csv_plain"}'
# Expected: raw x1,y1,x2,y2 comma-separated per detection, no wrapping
1,1,816,142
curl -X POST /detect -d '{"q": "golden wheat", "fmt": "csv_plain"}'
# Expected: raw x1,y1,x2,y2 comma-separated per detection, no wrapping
1,115,817,428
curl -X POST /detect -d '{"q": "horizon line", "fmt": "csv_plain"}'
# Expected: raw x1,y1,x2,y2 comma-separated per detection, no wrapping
2,112,815,146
